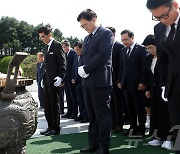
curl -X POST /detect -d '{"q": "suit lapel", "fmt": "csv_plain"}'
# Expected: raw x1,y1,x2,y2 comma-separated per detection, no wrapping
129,44,137,58
124,47,129,63
45,40,54,62
126,44,138,63
83,36,88,55
159,24,170,53
84,26,101,55
173,19,180,53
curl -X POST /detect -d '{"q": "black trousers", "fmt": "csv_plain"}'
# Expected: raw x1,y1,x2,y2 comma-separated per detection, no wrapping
38,84,44,108
168,76,180,153
110,85,124,128
58,87,65,114
83,84,112,149
43,81,60,131
150,88,170,141
123,83,146,132
64,81,78,115
76,83,87,119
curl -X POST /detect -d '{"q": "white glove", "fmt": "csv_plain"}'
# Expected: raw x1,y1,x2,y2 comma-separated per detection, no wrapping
78,66,89,78
40,79,44,88
161,86,168,102
54,76,62,87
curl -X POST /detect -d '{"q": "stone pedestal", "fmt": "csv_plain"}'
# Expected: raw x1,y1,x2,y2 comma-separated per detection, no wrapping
0,52,38,154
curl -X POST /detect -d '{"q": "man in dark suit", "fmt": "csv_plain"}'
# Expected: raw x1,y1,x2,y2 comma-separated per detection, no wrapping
77,9,114,154
36,52,45,108
61,40,78,119
146,0,180,153
72,42,88,123
117,29,148,137
38,26,66,136
106,26,125,133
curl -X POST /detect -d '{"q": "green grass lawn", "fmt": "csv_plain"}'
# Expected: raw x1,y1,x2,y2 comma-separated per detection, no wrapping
27,133,173,154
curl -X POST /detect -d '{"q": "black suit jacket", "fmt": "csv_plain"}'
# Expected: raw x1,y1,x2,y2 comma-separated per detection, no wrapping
112,41,124,84
64,49,76,82
154,20,180,96
146,55,161,98
44,40,66,84
118,43,148,89
36,62,44,85
72,54,82,85
82,26,114,87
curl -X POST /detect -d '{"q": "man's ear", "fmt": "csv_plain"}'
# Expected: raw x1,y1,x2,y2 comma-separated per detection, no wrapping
173,1,179,9
48,32,52,38
131,36,134,41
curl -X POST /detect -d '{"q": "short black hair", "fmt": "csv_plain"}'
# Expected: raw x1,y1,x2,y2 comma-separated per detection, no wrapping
106,26,116,34
73,42,82,48
146,0,173,9
61,40,70,46
38,26,52,35
142,34,155,46
121,29,134,38
77,9,97,22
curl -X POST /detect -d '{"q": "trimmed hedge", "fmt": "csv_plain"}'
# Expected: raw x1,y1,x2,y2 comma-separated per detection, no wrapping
21,55,37,80
0,56,13,74
0,55,37,80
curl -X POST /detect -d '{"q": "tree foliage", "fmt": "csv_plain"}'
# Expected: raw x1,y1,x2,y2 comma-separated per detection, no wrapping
0,56,13,73
0,16,81,57
21,55,37,79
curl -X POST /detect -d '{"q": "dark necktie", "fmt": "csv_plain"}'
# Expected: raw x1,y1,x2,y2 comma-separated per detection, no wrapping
167,23,176,42
46,45,49,52
127,47,131,56
65,52,68,59
86,33,93,47
44,45,49,61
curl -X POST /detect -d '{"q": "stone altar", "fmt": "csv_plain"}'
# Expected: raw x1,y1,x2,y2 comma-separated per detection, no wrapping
0,52,38,154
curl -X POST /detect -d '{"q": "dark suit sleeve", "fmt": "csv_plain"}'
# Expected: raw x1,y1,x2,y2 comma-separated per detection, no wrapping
140,46,148,84
112,42,124,82
72,55,76,80
84,30,114,74
54,43,66,79
118,49,124,83
154,26,168,87
36,63,39,83
145,55,152,91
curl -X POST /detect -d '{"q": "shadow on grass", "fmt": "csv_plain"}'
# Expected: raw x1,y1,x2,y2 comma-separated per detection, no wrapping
27,132,172,154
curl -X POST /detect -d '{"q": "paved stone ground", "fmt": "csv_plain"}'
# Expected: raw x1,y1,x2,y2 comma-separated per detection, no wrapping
29,92,89,138
26,81,143,139
26,81,89,138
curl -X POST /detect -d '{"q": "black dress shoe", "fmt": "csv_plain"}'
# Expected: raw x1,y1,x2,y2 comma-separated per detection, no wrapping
80,146,98,153
74,116,82,122
112,126,123,133
40,128,51,135
122,130,130,136
80,118,89,123
61,113,71,118
60,111,64,115
95,148,109,154
44,130,60,136
132,130,145,138
68,113,77,119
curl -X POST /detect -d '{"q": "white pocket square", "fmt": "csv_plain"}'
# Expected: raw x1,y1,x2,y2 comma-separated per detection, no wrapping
49,52,53,54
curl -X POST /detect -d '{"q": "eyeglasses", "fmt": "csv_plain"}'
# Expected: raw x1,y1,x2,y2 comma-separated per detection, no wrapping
80,24,87,29
121,38,131,42
152,5,172,21
80,20,94,29
146,45,155,51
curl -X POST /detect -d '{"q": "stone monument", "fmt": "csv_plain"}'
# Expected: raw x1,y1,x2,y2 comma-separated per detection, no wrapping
0,52,38,154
